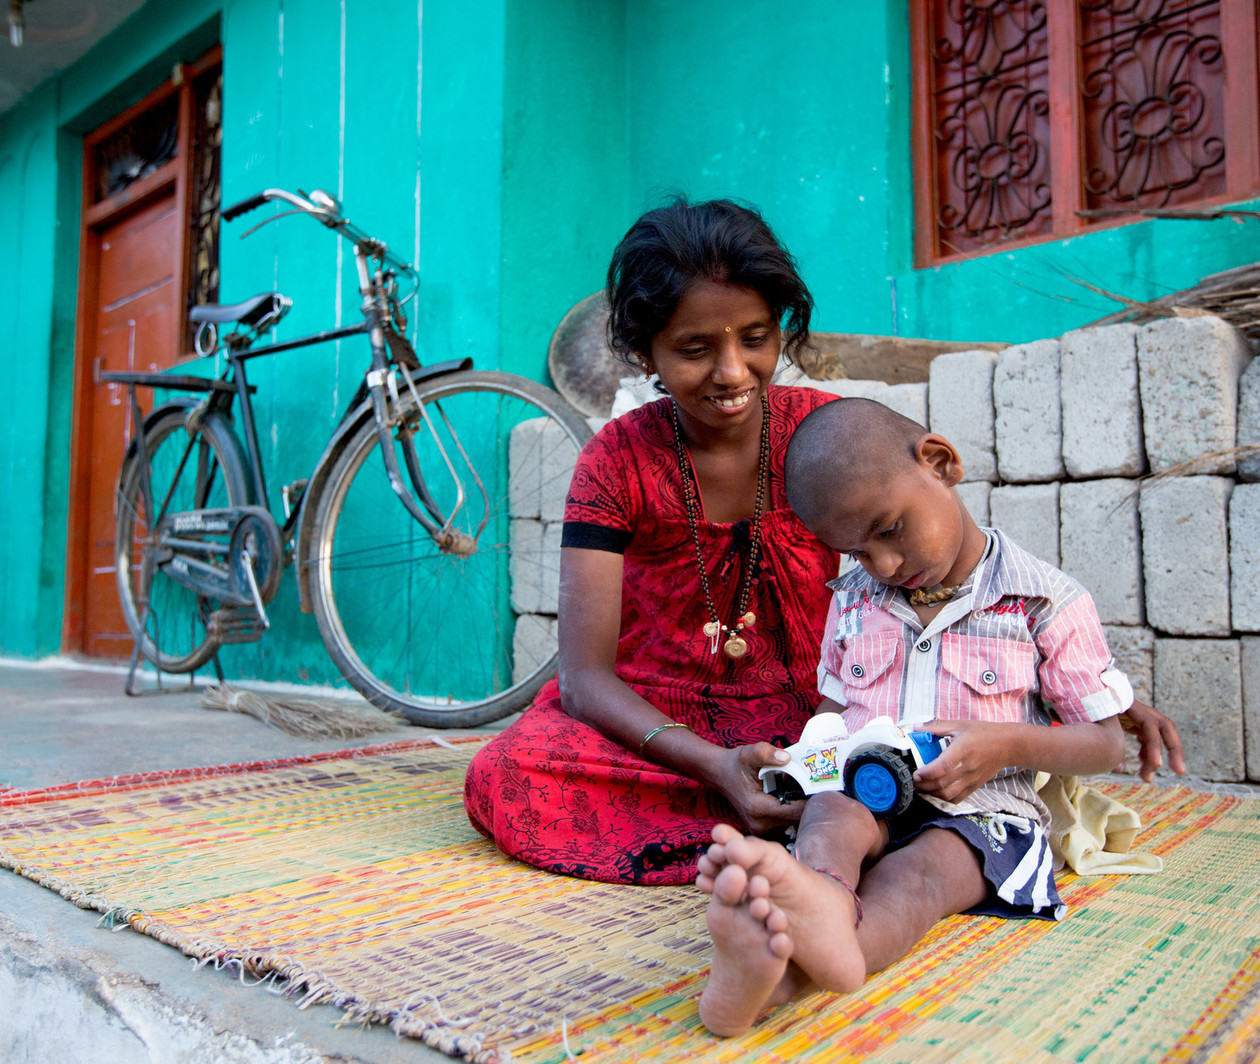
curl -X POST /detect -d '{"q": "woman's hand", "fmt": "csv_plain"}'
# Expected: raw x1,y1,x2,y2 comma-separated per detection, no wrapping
912,719,1013,803
704,742,805,834
1120,699,1187,782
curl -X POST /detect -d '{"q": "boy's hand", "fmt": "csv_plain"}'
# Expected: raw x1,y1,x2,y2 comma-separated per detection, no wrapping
912,719,1011,803
1121,699,1187,782
707,743,805,834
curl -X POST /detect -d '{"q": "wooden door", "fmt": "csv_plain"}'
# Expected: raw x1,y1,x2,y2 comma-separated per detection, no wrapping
63,50,221,660
79,196,183,659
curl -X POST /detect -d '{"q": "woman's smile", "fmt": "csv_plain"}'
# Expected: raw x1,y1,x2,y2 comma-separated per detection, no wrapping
643,280,780,439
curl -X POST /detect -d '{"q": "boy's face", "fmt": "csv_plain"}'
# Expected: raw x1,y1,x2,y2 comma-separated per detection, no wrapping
806,442,985,593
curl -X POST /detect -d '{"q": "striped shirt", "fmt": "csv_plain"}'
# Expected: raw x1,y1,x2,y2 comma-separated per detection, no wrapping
817,529,1132,827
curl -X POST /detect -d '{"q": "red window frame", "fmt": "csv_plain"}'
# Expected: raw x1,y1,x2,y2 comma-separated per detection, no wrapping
910,0,1260,266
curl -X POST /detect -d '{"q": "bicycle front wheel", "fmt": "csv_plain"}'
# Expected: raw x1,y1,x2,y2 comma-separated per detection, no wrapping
115,404,251,674
309,370,593,727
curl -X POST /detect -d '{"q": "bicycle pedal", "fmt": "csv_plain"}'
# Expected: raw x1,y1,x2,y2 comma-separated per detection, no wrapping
207,606,268,644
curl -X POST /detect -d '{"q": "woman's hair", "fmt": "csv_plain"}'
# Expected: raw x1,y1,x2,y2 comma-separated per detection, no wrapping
605,197,814,367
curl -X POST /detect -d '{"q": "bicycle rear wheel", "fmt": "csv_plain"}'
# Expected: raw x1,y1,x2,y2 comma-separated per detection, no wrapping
115,403,251,673
308,370,593,727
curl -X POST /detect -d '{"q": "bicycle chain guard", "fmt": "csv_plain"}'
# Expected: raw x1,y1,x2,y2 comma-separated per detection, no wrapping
156,506,283,608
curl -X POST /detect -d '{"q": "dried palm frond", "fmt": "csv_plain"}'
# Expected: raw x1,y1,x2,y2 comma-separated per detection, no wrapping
200,684,405,738
1139,444,1260,484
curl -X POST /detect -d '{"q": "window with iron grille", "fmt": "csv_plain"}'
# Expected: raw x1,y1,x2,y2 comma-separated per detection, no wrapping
910,0,1260,264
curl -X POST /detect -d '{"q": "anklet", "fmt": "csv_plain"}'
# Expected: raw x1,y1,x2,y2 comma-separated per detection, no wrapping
811,866,863,927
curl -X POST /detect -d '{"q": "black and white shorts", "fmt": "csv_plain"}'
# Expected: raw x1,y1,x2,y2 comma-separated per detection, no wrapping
887,799,1066,922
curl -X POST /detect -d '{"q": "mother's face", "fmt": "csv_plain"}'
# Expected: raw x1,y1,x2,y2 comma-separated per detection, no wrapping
642,280,780,440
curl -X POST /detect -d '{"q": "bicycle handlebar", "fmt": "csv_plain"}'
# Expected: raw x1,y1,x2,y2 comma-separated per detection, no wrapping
221,188,415,274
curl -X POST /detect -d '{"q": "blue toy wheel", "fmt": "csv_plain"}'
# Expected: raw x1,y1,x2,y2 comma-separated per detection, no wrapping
843,746,915,818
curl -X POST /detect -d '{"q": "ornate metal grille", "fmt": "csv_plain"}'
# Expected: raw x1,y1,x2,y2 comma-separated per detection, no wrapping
929,0,1053,255
187,65,223,350
1080,0,1226,211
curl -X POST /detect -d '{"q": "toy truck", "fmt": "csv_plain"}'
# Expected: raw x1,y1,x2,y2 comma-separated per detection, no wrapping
758,712,947,818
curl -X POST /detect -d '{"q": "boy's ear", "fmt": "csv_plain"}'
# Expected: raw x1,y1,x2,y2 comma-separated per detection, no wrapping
915,434,965,486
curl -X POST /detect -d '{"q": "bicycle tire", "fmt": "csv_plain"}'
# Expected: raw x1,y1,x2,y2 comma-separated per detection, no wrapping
308,370,593,727
115,403,252,673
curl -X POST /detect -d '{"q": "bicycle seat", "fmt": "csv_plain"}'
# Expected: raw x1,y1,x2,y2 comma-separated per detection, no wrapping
189,293,288,327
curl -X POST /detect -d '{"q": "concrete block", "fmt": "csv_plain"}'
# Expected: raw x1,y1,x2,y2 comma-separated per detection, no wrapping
513,614,559,684
539,419,582,522
956,481,991,526
883,383,929,427
1243,637,1260,781
826,378,888,401
989,483,1059,567
1238,358,1260,482
1140,476,1232,636
508,419,544,518
994,339,1064,483
1060,324,1145,478
1137,315,1252,474
542,522,562,612
1231,485,1260,632
1103,625,1154,706
510,520,563,615
1153,637,1243,780
929,349,998,482
1105,624,1155,774
1060,479,1144,625
509,519,544,614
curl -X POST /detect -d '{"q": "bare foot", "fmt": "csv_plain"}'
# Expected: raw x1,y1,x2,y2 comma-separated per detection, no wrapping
720,830,866,994
696,822,741,894
699,860,794,1037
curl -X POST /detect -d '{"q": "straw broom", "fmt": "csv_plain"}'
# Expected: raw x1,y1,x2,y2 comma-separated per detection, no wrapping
200,684,406,738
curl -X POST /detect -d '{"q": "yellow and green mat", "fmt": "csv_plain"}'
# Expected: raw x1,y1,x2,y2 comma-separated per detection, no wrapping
1,737,1257,1062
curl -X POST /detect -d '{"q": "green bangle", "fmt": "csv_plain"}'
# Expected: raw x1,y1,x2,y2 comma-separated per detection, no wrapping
638,722,693,756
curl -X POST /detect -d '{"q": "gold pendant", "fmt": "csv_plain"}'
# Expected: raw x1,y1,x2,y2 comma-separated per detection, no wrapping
703,621,721,638
723,633,748,658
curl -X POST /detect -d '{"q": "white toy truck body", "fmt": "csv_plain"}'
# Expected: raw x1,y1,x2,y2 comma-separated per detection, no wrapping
758,712,947,818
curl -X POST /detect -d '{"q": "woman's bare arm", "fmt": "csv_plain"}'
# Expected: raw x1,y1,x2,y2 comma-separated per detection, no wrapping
557,546,801,831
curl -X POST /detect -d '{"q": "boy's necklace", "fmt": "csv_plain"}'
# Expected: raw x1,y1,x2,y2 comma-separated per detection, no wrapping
669,395,769,659
907,583,962,607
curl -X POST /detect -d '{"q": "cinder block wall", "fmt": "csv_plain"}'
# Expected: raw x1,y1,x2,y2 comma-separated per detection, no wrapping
512,316,1260,780
915,316,1256,781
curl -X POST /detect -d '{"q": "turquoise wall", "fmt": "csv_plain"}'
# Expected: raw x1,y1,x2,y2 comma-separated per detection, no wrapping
3,0,1259,671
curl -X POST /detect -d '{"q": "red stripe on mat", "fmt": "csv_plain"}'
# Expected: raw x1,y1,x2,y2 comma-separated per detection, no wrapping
0,735,485,808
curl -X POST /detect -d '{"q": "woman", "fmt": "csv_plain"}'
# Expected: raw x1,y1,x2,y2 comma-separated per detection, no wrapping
464,198,1183,886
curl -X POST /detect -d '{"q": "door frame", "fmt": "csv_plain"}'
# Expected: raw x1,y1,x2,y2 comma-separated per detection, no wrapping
61,45,222,655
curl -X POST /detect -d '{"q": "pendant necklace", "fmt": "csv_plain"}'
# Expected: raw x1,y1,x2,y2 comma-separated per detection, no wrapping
669,394,769,659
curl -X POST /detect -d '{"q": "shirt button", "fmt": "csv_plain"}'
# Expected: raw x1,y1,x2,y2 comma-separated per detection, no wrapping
916,639,932,652
851,664,865,678
981,669,997,685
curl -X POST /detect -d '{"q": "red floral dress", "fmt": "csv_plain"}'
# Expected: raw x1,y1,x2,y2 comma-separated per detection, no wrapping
463,386,840,884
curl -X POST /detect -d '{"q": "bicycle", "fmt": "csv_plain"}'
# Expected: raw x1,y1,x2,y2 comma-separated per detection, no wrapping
100,187,592,727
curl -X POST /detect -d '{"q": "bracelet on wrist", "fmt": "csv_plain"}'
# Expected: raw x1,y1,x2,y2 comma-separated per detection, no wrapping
638,721,693,756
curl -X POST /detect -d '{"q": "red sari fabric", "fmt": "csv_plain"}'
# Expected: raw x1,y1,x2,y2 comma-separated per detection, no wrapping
463,386,840,884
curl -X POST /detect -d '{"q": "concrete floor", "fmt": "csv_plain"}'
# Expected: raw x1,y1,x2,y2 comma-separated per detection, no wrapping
0,656,510,1063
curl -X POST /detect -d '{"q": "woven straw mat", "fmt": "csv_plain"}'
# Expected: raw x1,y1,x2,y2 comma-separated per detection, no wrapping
1,736,1258,1063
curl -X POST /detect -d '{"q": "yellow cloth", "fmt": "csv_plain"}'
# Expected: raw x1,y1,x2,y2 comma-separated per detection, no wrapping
1035,773,1164,875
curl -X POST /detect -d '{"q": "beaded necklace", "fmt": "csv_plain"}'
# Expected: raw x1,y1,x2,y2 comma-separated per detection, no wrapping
669,394,770,659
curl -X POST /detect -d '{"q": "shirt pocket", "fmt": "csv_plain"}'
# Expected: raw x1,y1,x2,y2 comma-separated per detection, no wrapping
837,630,903,715
938,635,1037,722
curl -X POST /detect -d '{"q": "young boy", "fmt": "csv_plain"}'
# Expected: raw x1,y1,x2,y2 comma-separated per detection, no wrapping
694,397,1131,1037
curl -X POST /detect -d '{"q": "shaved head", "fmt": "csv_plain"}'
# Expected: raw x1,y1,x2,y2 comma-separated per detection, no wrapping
784,398,930,529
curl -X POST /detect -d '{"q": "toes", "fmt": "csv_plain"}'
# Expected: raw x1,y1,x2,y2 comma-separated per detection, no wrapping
711,823,741,846
748,895,771,922
764,905,789,936
746,872,771,900
768,930,793,960
712,862,750,906
696,872,715,894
